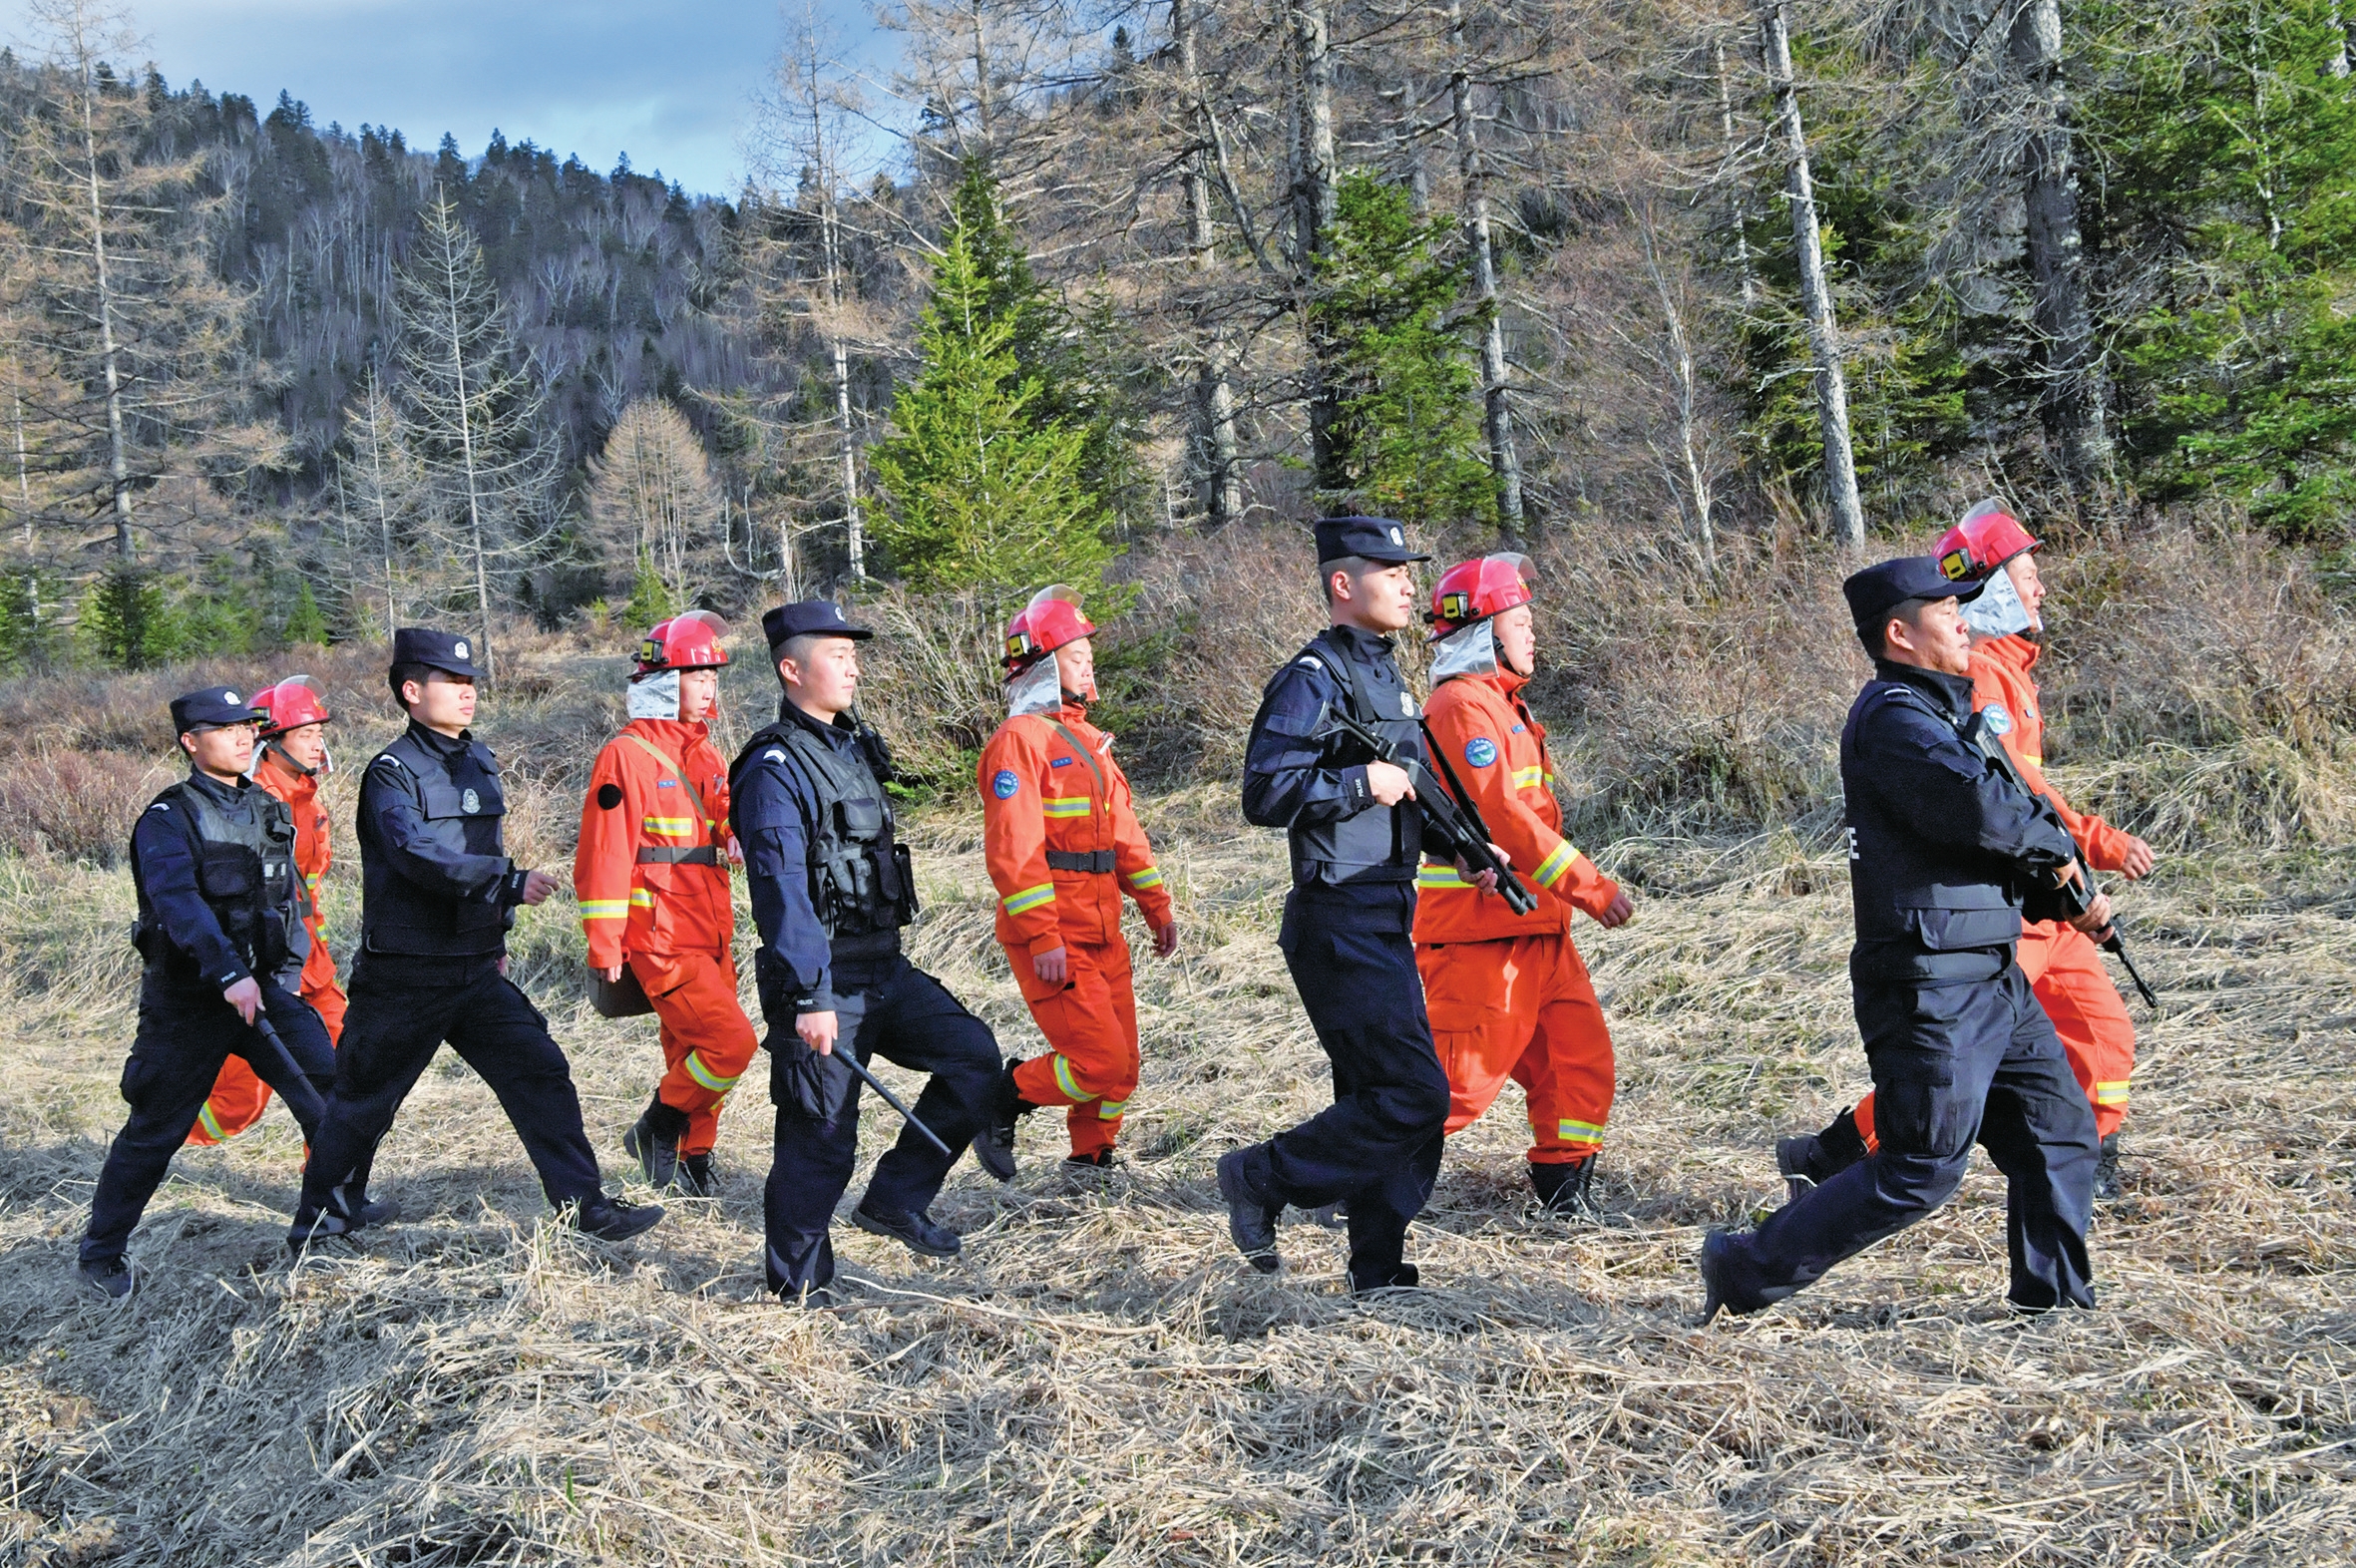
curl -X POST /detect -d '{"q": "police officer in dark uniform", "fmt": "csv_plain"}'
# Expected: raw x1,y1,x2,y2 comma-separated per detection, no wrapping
287,630,662,1247
1700,559,2107,1319
730,600,1010,1305
79,686,340,1298
1216,517,1475,1294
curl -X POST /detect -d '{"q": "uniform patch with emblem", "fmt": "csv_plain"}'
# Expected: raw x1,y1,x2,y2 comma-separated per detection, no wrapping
991,769,1020,799
1464,737,1499,768
461,788,482,813
1983,705,2014,736
1399,691,1415,716
454,639,470,658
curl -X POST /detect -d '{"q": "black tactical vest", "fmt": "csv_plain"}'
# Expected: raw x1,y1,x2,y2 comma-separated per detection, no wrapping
1289,627,1424,885
1842,677,2024,983
733,714,918,940
133,775,298,979
360,728,512,956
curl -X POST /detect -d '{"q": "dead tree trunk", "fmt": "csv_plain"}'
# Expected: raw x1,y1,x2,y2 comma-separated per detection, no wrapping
1177,0,1243,526
1448,0,1526,540
2011,0,2113,502
1761,1,1864,550
1292,0,1343,494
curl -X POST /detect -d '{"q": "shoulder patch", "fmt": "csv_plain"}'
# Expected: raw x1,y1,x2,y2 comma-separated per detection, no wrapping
1463,737,1499,769
375,752,406,770
596,782,623,810
1295,654,1326,672
1982,704,2014,735
149,802,170,813
990,768,1021,800
762,748,786,763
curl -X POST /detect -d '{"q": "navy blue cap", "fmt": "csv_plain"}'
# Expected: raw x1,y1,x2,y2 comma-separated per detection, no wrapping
390,627,486,679
1844,556,1986,629
170,685,268,732
1315,515,1430,566
762,598,874,652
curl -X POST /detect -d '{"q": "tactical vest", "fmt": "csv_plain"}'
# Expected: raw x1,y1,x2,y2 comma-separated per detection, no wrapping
1842,678,2023,982
132,776,298,979
1288,627,1423,886
734,715,919,940
361,728,511,956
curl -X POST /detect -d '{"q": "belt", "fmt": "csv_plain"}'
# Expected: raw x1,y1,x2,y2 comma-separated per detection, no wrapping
636,845,720,865
1044,849,1116,874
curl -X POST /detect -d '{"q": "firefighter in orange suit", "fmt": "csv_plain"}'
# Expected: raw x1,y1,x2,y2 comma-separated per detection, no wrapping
1414,555,1634,1217
577,611,758,1197
185,675,351,1147
978,587,1179,1170
1781,502,2154,1201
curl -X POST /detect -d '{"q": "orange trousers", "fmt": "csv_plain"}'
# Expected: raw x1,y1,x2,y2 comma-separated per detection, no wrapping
1008,939,1139,1159
1854,921,2136,1148
635,948,759,1156
1417,931,1614,1163
185,967,346,1147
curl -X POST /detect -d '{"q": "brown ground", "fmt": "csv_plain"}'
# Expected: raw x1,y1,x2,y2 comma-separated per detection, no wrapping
1,642,2352,1565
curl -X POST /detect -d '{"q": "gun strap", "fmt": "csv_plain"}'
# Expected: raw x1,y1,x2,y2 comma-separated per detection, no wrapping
1042,718,1108,795
622,732,713,841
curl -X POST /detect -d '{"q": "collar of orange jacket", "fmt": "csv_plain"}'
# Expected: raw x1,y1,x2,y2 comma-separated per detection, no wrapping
1977,631,2042,678
254,741,318,800
622,716,711,752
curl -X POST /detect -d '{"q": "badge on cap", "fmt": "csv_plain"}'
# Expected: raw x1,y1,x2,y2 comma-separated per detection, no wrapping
455,639,470,658
223,691,240,704
1388,526,1403,546
462,788,482,813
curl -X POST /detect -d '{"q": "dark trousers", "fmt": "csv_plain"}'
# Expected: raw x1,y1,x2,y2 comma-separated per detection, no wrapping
1722,964,2099,1312
295,954,602,1222
1244,888,1450,1289
761,951,999,1295
83,975,334,1265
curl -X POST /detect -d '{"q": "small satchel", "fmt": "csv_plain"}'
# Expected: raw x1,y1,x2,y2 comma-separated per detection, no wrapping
589,963,655,1018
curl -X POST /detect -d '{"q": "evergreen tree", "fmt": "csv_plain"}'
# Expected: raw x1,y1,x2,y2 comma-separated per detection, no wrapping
1310,173,1494,528
283,578,329,645
868,219,1114,594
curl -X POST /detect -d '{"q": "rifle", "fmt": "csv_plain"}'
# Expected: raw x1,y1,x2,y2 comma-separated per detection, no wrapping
1314,700,1538,916
1962,712,2159,1009
840,1050,953,1157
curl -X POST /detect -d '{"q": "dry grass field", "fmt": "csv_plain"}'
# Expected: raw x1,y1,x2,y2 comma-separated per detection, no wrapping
2,562,2353,1564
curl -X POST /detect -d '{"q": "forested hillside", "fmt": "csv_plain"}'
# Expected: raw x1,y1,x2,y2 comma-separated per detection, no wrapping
4,0,2356,673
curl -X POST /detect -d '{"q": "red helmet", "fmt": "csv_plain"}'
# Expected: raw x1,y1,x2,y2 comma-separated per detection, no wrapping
1426,553,1535,637
1002,586,1095,673
1935,499,2039,585
635,610,731,676
254,675,330,736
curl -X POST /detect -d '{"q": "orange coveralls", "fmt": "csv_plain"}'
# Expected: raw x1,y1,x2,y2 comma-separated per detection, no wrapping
1854,632,2140,1146
186,743,347,1146
575,718,757,1157
1413,667,1623,1164
979,704,1173,1159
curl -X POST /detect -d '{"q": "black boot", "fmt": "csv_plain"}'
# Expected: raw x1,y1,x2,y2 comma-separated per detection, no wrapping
1350,1261,1421,1295
973,1059,1038,1183
1063,1148,1122,1171
77,1256,134,1300
1529,1154,1601,1218
1216,1148,1283,1273
576,1193,665,1242
1777,1106,1868,1201
622,1094,689,1189
676,1153,718,1198
852,1201,963,1258
2093,1131,2123,1202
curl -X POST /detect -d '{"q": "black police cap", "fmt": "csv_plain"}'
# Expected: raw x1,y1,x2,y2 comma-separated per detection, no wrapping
762,598,875,653
390,627,487,679
1314,515,1431,566
1843,556,1986,630
170,684,268,733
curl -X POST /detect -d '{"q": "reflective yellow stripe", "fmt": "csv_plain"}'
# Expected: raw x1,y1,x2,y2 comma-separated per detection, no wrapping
641,816,694,835
2094,1079,2131,1105
1512,766,1545,790
2024,752,2045,765
1125,867,1164,890
1417,864,1472,889
629,890,655,910
579,899,629,921
1097,1096,1128,1120
1040,797,1091,818
196,1102,228,1142
1002,883,1055,915
1533,842,1578,888
1052,1054,1084,1100
684,1052,740,1093
1557,1118,1607,1143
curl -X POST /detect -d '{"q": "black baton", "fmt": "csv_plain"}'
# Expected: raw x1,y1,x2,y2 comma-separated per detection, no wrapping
840,1050,953,1157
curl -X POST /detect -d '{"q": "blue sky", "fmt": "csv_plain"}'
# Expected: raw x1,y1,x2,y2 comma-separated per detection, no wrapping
106,2,893,196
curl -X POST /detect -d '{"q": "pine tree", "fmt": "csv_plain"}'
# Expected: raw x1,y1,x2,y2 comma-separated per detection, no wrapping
1310,173,1493,528
867,219,1114,594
